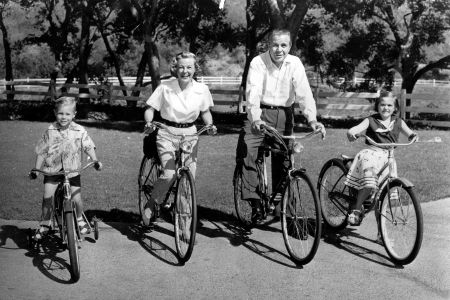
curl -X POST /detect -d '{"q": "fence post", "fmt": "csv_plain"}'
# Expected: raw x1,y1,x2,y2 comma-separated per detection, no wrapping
108,83,113,104
237,85,244,114
400,89,406,120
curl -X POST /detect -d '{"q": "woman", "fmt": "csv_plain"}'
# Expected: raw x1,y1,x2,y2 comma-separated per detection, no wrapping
143,52,215,225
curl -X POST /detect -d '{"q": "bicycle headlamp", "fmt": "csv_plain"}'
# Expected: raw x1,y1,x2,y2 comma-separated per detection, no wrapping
293,142,304,153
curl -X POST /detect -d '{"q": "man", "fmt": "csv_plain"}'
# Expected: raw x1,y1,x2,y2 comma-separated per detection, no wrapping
236,28,326,224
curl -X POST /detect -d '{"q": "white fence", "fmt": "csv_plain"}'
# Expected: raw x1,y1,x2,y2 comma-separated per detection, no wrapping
2,76,450,87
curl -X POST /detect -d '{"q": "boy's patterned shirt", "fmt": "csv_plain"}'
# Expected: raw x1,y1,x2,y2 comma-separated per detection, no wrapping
35,121,95,176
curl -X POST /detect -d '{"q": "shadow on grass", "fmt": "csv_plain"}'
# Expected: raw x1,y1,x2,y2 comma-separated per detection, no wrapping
322,226,403,269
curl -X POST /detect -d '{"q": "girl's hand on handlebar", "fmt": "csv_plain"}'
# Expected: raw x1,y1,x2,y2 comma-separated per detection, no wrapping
29,170,38,180
94,161,103,171
347,131,358,142
144,122,156,134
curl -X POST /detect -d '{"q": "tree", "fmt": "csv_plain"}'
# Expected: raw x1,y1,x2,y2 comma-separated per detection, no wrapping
322,0,450,93
0,0,15,100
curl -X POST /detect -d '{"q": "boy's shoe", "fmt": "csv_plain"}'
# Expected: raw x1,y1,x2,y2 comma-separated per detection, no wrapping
142,201,154,226
33,224,51,240
78,220,89,234
348,210,362,226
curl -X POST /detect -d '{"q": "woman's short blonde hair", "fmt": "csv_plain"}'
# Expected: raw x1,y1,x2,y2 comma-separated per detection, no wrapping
169,52,200,77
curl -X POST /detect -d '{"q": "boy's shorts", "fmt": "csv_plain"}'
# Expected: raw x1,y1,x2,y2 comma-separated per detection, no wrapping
44,175,81,187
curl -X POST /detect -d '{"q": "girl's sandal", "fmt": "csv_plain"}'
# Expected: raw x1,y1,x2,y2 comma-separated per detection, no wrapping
33,225,51,240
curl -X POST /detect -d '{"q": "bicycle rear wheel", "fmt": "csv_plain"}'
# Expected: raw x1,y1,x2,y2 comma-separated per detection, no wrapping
378,179,423,265
138,156,160,224
233,164,253,228
317,159,351,230
281,170,322,265
65,210,80,282
174,169,197,263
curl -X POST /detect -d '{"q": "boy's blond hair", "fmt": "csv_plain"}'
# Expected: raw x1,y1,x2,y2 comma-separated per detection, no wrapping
54,96,77,111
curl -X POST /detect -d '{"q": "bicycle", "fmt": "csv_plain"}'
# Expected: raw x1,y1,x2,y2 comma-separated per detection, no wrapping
317,134,423,265
27,161,99,282
233,124,322,265
138,121,215,263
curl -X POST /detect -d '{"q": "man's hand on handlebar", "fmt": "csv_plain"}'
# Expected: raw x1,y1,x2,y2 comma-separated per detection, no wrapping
251,120,266,135
29,170,38,180
309,121,326,139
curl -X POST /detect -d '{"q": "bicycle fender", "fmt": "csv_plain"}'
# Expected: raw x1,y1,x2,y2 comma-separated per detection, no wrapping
289,168,306,177
391,177,415,188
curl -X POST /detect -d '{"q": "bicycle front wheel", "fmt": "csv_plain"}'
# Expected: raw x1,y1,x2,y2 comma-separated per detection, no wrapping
174,169,197,263
281,170,322,265
138,156,160,224
378,179,423,265
317,159,351,230
233,164,253,228
65,211,80,282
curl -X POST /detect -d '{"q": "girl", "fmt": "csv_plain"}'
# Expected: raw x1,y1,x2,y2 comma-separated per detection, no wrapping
142,52,216,225
344,90,417,225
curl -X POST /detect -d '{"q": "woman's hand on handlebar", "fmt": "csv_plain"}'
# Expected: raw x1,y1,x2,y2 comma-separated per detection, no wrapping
207,125,218,135
310,121,326,139
29,170,38,180
94,161,103,171
251,120,266,135
144,122,156,134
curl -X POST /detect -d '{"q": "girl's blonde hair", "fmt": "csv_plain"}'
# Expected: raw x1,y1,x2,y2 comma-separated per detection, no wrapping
54,96,77,111
375,90,400,116
169,52,200,77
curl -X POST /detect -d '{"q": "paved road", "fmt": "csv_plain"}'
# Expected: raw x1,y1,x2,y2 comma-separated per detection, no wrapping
1,199,449,300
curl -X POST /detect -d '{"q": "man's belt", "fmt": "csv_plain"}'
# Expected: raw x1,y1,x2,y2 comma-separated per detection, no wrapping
160,118,195,128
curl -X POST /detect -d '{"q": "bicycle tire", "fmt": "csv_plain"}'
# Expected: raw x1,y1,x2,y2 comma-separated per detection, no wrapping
378,179,423,265
138,156,160,224
65,210,80,282
281,170,322,265
94,219,99,240
233,164,253,228
174,169,197,263
317,158,351,230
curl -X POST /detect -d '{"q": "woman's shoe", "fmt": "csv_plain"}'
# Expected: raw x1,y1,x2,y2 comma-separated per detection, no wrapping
348,210,362,226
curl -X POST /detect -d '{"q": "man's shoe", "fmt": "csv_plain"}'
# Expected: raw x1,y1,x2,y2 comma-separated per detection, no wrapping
251,199,263,225
142,201,154,226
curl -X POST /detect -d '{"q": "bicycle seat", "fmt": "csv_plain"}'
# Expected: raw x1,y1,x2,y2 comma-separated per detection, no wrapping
341,154,354,160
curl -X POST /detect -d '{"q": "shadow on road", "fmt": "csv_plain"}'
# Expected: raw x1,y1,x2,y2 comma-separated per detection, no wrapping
322,227,403,269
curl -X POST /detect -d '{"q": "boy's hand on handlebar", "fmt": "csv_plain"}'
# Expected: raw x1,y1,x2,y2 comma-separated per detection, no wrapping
28,170,38,180
408,132,418,142
207,125,217,135
251,120,266,135
310,121,326,139
94,161,103,171
144,122,156,134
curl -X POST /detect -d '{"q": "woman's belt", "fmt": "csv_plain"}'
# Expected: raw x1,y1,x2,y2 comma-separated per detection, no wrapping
160,118,195,128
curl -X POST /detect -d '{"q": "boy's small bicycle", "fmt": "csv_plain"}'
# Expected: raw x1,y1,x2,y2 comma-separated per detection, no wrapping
317,135,423,265
28,162,99,282
138,121,214,263
233,124,322,265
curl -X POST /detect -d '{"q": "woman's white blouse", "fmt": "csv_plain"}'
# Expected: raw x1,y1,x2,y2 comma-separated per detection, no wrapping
146,78,214,123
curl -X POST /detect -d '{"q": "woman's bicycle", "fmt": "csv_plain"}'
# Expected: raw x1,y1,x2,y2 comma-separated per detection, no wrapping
27,162,99,282
138,121,215,263
317,135,423,265
233,124,322,265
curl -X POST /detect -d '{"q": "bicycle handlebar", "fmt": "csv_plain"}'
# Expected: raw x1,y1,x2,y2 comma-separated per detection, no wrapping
261,124,320,140
360,134,417,148
30,161,97,177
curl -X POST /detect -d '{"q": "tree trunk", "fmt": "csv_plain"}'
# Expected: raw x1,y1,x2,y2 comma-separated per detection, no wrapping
100,29,127,97
78,1,92,103
0,11,14,100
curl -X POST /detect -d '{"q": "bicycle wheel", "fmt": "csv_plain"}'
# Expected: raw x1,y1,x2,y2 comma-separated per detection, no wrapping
378,179,423,265
317,159,351,230
233,164,253,228
65,210,80,282
138,156,160,224
281,170,322,265
174,169,197,263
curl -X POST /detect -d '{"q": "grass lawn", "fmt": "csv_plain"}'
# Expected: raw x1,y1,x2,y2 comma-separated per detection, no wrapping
0,120,449,222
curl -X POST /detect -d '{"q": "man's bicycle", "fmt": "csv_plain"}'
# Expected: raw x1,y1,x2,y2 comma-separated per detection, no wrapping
138,121,215,263
28,162,100,282
317,135,423,265
233,124,322,265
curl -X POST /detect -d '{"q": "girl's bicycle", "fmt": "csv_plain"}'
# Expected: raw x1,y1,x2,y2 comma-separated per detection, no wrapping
317,135,423,265
233,124,322,265
28,161,99,282
138,121,215,263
